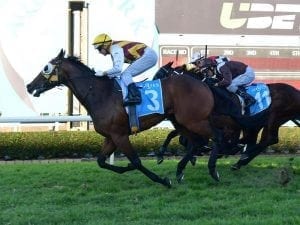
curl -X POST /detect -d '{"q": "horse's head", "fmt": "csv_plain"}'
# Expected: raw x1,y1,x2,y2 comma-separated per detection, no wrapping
27,49,95,97
27,49,66,97
152,61,175,80
175,59,218,84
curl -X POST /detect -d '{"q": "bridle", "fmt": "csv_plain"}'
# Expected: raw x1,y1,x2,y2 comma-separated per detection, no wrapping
41,59,63,85
159,64,181,78
40,57,96,104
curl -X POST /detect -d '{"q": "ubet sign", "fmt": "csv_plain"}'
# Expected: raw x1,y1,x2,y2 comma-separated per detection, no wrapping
220,2,300,30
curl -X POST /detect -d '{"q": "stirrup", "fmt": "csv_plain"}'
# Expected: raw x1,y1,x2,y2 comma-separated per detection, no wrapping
123,97,141,106
244,98,256,108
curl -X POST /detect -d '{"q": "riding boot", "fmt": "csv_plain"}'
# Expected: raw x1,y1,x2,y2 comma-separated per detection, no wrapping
236,88,256,108
124,83,142,106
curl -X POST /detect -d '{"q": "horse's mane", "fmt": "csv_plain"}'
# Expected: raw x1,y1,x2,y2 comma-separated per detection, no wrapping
67,56,95,75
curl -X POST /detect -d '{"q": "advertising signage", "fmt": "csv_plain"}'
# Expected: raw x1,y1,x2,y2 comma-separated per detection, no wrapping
191,46,300,72
160,45,300,72
160,45,300,88
160,46,189,67
156,0,300,35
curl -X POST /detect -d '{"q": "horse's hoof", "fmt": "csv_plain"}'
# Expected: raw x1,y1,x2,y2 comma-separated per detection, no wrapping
163,177,172,188
231,163,241,171
176,173,184,183
209,170,220,182
157,156,164,165
190,157,196,166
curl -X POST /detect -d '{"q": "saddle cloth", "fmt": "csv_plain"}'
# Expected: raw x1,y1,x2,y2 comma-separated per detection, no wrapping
244,83,271,116
115,78,165,117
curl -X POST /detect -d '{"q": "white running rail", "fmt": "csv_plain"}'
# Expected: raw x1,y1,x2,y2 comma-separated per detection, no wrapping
0,115,115,165
0,115,92,123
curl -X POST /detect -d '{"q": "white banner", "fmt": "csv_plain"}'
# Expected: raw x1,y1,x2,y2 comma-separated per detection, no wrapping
0,0,67,116
0,0,156,117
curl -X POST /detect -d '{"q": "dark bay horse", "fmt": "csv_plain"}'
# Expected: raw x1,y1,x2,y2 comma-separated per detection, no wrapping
26,49,216,187
232,83,300,169
154,61,300,178
154,62,243,180
154,63,214,166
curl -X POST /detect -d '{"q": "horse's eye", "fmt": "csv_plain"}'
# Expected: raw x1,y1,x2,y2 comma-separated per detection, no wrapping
43,63,53,74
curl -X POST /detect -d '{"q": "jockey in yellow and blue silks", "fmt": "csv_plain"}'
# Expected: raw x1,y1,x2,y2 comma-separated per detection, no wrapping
92,33,158,106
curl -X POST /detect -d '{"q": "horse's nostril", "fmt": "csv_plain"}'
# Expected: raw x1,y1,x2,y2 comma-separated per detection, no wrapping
26,84,33,93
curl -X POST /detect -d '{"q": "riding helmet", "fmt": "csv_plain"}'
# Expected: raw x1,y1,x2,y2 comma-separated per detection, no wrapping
92,33,112,50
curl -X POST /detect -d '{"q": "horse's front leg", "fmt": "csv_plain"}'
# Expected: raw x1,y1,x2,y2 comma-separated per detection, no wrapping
231,128,260,170
208,127,224,182
176,141,197,183
112,134,172,188
208,142,220,182
97,137,136,174
157,130,179,164
233,124,279,169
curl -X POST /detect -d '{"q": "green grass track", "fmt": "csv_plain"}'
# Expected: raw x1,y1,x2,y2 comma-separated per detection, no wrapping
0,156,299,225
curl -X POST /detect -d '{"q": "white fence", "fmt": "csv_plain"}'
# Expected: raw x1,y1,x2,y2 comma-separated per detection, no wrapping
0,115,92,123
0,115,93,132
0,115,117,164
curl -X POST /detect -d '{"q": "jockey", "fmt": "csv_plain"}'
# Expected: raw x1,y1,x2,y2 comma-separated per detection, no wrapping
92,33,158,106
200,56,256,108
183,52,203,72
189,52,203,69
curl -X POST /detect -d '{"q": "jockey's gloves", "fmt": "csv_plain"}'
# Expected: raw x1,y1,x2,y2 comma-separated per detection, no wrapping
95,70,107,77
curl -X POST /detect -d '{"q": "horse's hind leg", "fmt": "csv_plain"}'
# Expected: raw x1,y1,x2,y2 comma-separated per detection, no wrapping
97,137,136,173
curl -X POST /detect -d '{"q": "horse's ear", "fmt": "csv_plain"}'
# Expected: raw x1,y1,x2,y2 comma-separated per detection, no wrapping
166,61,174,67
57,49,65,59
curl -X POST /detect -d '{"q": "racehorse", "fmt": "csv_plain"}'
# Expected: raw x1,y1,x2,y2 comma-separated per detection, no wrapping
154,62,243,179
153,61,300,176
154,62,215,165
27,49,217,187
